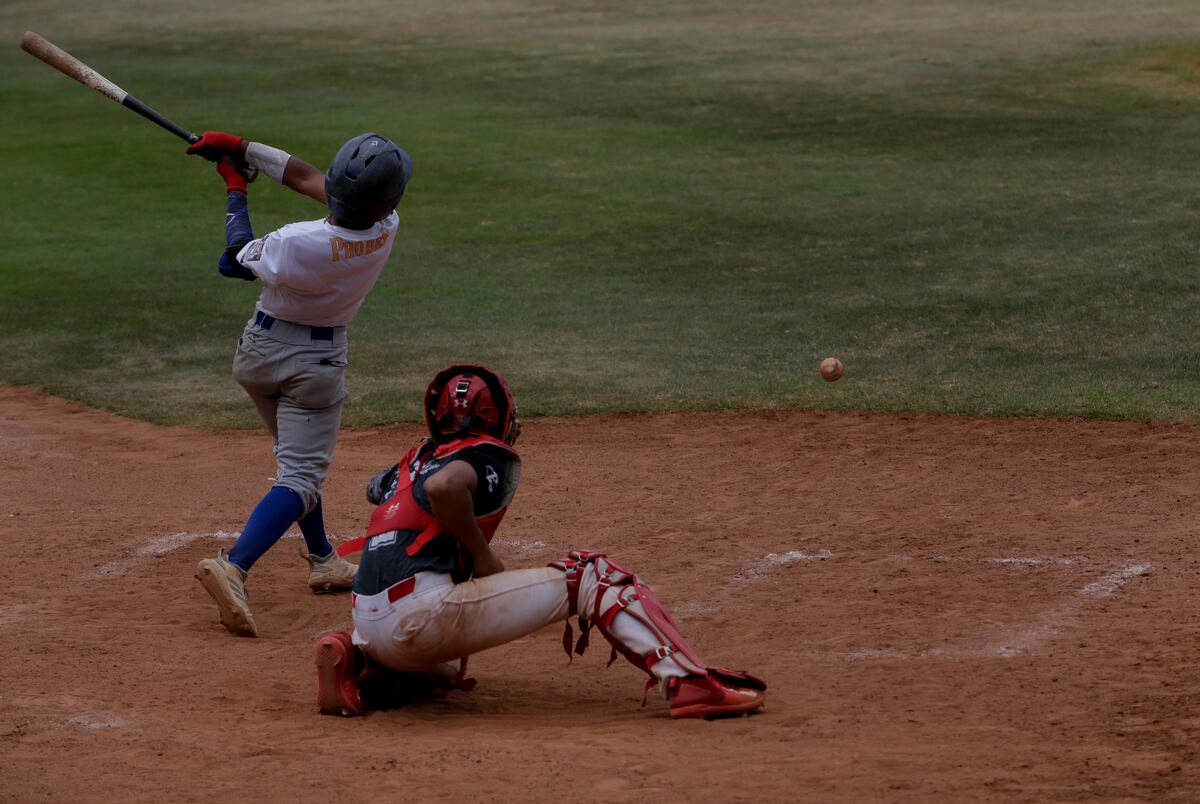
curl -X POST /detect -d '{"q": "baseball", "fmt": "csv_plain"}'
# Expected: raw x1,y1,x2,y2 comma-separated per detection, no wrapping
819,356,844,382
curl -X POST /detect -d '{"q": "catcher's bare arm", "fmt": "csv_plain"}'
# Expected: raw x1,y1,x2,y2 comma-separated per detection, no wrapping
425,461,506,578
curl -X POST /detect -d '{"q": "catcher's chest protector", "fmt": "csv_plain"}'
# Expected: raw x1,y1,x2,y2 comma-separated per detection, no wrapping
366,435,519,557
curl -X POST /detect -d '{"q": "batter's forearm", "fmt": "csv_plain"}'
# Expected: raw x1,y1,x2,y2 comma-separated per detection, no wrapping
282,158,327,204
218,190,256,281
225,190,253,244
243,141,327,205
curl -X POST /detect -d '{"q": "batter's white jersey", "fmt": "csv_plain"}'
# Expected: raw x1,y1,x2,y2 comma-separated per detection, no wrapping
237,211,399,327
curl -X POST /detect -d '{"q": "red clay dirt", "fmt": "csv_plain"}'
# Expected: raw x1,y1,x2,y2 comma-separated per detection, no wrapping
1,385,1198,802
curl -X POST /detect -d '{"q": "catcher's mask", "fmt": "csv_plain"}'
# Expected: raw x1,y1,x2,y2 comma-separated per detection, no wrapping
425,364,520,445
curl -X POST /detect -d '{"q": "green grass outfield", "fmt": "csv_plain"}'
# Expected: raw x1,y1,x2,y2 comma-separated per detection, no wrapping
1,1,1199,427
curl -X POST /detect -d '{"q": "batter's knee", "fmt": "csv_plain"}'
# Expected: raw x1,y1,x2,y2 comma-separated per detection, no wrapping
277,477,321,517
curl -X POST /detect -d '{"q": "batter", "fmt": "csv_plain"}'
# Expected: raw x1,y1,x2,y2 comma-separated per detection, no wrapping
187,130,413,638
314,365,767,719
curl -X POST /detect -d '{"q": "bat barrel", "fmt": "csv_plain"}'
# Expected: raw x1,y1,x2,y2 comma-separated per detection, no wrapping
21,31,197,145
20,30,129,104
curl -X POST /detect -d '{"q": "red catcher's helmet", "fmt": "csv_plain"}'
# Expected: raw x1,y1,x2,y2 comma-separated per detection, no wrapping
425,364,520,445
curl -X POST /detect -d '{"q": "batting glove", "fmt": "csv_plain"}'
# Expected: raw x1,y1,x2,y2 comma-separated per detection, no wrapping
188,130,244,161
216,156,249,194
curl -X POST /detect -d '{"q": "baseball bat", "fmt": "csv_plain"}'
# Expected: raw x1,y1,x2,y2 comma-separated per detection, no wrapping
20,31,200,144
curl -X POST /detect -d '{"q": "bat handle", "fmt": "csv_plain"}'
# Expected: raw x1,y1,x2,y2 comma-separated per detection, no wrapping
121,94,197,143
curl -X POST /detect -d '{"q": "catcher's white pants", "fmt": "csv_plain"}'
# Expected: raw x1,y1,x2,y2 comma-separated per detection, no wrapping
350,567,690,688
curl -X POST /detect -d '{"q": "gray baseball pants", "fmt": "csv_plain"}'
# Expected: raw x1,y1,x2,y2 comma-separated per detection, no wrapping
232,313,348,515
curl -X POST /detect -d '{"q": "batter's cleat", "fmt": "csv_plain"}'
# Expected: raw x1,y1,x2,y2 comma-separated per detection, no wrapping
195,549,258,638
667,671,766,720
315,631,365,717
303,548,357,593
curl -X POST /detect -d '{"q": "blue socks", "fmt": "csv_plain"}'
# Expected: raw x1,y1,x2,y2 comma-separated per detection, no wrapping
298,498,334,559
227,486,304,572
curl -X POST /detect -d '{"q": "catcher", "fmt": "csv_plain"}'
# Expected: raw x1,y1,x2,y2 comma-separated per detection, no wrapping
314,364,767,719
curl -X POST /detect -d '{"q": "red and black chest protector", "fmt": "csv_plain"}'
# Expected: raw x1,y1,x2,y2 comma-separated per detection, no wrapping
337,435,520,558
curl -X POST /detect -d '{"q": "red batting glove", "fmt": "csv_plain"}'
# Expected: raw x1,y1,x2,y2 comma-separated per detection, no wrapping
216,156,248,194
188,130,244,161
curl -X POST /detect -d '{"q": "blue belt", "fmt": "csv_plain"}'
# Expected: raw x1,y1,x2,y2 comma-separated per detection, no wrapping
254,310,335,342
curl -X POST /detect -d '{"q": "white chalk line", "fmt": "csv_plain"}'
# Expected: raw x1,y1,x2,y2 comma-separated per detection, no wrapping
730,549,834,581
984,556,1087,567
720,549,1151,658
95,531,234,576
891,554,1088,567
0,603,35,627
823,560,1153,661
93,529,356,576
66,712,133,730
970,561,1151,657
673,599,723,620
1080,562,1153,598
492,537,550,557
729,551,1093,584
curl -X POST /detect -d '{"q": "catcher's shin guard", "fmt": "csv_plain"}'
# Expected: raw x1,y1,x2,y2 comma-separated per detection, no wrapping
549,550,708,682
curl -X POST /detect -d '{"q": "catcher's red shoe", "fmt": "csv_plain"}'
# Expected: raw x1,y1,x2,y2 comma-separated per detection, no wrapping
667,669,766,720
315,631,364,717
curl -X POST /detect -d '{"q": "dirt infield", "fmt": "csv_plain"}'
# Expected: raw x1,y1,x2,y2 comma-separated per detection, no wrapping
1,386,1197,802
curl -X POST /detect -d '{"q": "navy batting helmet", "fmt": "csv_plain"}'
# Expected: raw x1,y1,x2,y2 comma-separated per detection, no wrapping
425,365,520,446
325,133,412,229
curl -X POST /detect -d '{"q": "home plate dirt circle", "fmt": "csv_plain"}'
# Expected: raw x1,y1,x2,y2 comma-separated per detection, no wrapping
1,385,1197,801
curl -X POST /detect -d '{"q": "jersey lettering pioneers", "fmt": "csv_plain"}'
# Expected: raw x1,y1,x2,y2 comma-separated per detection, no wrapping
329,230,390,262
236,210,400,326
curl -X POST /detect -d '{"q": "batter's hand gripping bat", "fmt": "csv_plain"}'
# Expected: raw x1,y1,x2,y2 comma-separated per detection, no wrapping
19,31,256,178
